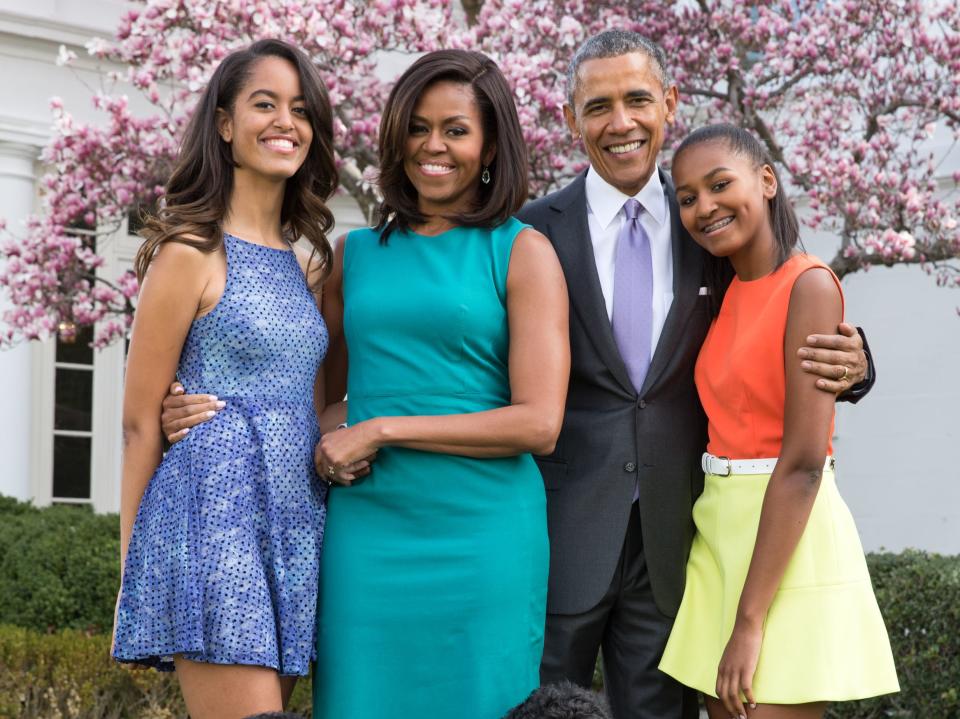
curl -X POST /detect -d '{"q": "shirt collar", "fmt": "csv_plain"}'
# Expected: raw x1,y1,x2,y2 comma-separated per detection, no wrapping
585,165,667,231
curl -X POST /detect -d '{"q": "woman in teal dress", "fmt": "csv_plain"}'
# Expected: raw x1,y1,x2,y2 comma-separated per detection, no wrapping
312,50,570,718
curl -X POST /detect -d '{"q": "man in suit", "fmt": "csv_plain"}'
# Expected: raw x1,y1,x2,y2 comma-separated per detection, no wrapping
516,30,871,719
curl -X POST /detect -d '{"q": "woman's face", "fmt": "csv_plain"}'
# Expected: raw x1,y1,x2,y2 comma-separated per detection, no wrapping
404,80,493,218
217,55,313,182
671,140,777,259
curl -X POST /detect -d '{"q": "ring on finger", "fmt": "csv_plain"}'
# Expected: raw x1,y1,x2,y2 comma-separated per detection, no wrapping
839,365,849,381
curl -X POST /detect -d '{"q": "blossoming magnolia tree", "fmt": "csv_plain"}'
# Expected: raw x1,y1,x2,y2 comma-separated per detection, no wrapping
2,0,958,347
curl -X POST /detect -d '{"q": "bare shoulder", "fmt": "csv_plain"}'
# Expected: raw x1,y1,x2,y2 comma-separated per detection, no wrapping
507,227,566,289
790,266,841,304
511,227,559,263
786,266,842,332
148,235,219,277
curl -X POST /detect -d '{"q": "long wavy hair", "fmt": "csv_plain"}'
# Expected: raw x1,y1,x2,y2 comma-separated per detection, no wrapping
135,39,337,287
375,49,529,243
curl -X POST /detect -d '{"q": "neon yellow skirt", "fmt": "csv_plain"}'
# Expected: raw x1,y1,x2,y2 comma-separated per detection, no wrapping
659,468,899,704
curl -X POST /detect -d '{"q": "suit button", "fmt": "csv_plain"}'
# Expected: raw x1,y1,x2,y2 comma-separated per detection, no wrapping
638,399,647,409
624,462,637,472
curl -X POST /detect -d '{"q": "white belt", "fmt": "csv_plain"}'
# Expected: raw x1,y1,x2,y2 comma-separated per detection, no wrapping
701,452,835,477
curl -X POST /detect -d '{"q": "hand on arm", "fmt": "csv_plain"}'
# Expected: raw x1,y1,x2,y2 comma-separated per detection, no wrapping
716,268,842,718
798,321,868,395
314,228,570,478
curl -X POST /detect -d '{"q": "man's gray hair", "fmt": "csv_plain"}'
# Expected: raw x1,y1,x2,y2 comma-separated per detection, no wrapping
566,30,671,107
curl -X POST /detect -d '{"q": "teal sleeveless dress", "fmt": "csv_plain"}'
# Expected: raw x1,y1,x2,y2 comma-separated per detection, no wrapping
313,219,548,718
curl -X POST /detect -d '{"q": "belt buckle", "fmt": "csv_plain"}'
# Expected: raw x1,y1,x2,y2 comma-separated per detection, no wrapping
715,455,731,477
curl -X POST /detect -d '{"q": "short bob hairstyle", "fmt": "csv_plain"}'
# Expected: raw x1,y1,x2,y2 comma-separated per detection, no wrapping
375,49,529,243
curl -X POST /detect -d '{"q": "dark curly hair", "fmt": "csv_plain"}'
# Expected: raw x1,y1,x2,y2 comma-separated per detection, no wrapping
503,681,611,719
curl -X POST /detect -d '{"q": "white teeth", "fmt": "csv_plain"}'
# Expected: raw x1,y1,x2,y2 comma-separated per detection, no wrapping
608,140,643,154
420,163,454,174
704,217,734,233
264,138,294,150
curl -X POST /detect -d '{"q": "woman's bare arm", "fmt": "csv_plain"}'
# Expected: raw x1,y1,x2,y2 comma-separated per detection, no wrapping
120,242,217,570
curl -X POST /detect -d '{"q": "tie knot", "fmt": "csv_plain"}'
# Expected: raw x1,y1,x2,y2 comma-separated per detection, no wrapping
623,198,642,220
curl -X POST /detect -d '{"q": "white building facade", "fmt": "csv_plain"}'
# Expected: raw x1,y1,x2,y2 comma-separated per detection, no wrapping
0,1,956,552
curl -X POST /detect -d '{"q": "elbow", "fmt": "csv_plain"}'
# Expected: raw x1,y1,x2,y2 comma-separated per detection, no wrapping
122,415,159,449
525,412,563,455
780,457,827,494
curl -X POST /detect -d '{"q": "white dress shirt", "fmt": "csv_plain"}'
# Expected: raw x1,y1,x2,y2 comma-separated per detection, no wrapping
584,166,674,357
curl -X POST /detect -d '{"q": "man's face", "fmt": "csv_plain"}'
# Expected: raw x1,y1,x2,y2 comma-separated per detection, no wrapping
564,52,678,196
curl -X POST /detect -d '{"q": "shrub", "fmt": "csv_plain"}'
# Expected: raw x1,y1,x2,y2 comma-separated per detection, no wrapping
0,625,313,719
826,550,960,718
0,498,120,633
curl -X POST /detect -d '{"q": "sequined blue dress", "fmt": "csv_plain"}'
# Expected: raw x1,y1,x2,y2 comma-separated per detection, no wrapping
113,233,328,676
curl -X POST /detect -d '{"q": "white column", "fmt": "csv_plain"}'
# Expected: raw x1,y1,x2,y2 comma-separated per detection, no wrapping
0,140,40,502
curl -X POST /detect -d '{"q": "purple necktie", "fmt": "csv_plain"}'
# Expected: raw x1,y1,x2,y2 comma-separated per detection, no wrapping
612,198,653,394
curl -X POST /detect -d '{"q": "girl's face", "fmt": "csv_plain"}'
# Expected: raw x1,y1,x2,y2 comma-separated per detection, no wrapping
217,56,313,182
404,80,494,218
672,140,777,260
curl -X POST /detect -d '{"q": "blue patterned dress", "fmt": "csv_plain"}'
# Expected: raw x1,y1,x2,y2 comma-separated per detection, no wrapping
113,233,328,676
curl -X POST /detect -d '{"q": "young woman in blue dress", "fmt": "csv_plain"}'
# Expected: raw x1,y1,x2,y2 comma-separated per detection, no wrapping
111,40,352,719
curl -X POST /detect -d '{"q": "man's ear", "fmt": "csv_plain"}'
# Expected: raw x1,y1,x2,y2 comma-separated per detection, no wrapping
761,163,778,200
563,104,580,141
216,107,233,143
663,84,679,126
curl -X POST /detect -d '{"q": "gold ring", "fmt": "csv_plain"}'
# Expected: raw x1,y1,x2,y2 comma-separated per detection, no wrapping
839,366,849,382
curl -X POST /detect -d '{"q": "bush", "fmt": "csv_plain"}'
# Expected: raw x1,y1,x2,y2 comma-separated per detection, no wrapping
826,550,960,719
0,624,313,719
2,497,956,716
0,498,120,633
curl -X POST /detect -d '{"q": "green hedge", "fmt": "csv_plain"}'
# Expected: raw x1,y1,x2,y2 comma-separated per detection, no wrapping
0,497,119,633
0,625,313,719
1,497,958,717
825,550,960,719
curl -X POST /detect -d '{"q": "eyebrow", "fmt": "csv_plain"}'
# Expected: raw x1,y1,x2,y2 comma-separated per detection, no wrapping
247,89,305,102
582,89,655,110
409,114,472,124
674,166,733,193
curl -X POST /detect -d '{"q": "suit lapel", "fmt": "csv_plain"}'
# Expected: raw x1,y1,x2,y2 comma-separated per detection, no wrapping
639,171,704,396
546,173,636,396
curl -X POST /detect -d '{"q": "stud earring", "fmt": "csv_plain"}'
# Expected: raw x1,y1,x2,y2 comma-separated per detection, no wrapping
481,166,491,185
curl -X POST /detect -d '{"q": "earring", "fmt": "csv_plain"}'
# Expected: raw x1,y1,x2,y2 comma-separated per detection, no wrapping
481,166,491,185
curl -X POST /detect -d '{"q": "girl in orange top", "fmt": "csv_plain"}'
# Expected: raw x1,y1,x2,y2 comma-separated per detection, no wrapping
658,125,897,719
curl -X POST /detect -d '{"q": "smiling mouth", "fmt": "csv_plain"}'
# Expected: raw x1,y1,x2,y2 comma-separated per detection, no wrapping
418,162,455,176
701,217,734,234
606,139,646,155
261,137,298,153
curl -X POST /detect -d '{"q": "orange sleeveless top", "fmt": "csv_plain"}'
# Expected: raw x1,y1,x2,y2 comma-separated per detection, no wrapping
695,253,844,459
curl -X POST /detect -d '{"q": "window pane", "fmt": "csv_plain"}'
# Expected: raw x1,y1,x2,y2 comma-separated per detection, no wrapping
53,435,91,499
56,324,94,365
54,369,93,431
